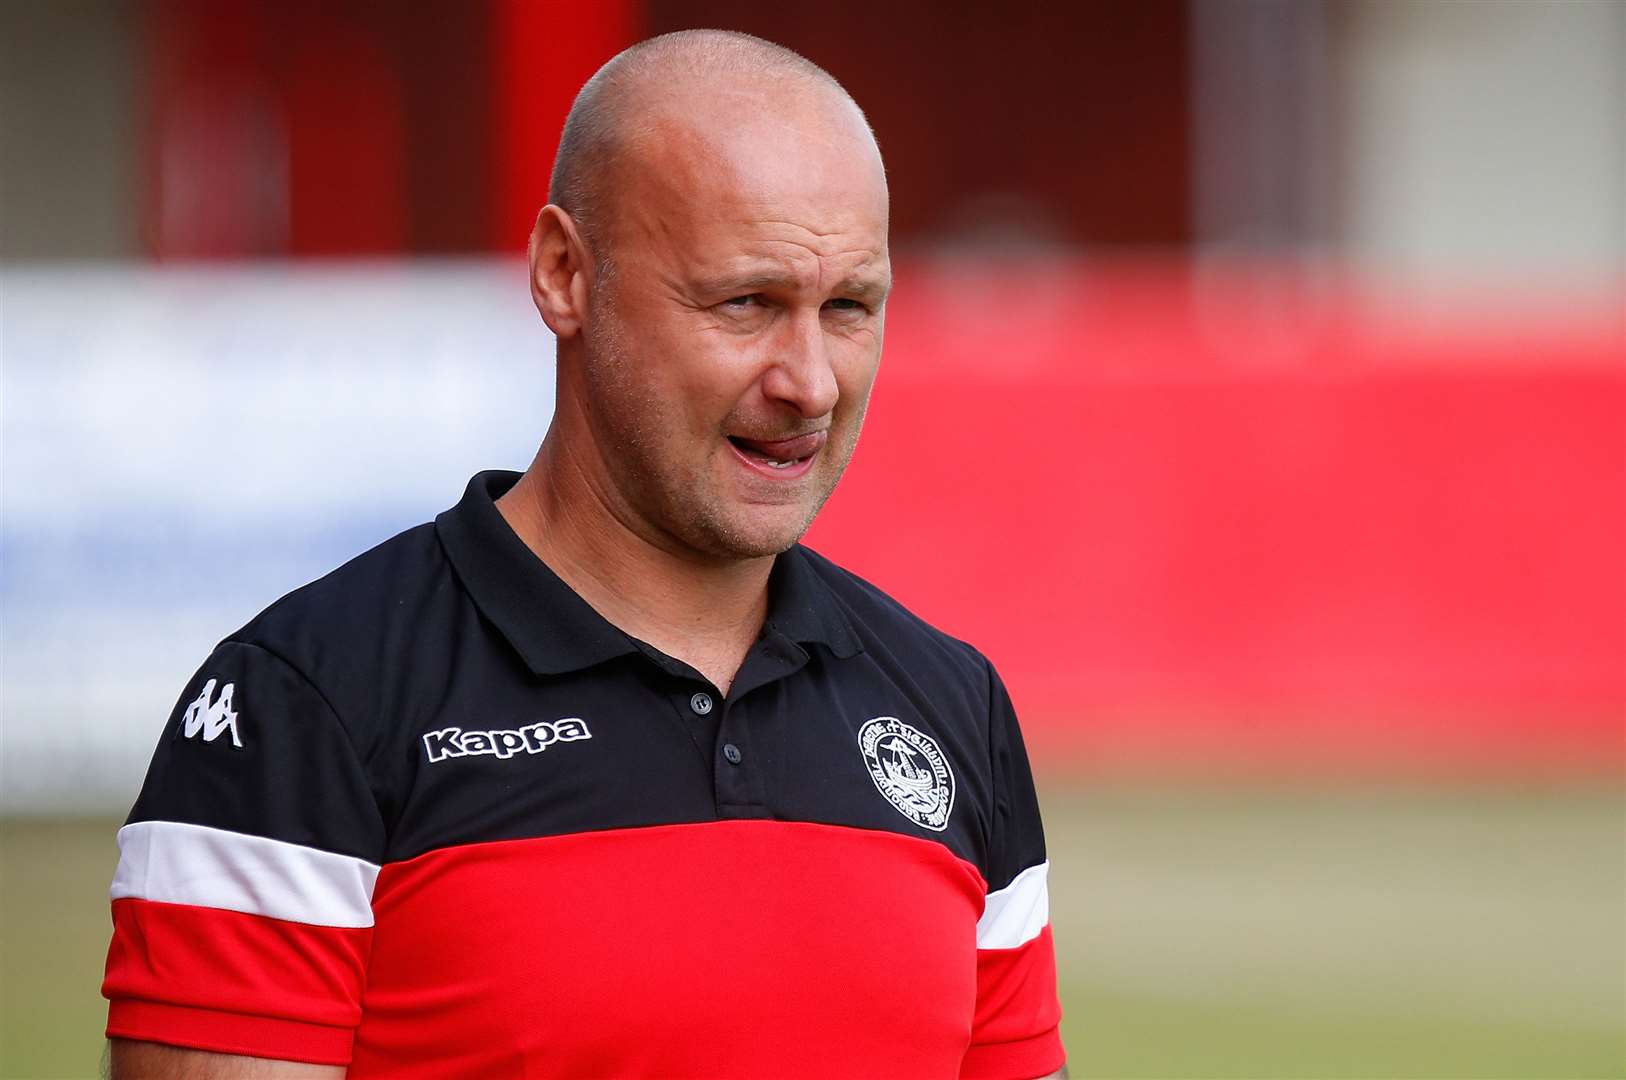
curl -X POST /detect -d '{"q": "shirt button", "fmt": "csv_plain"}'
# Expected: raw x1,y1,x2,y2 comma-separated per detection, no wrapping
689,692,714,716
722,743,743,765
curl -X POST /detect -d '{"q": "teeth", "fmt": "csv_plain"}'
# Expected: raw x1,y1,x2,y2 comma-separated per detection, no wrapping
730,439,802,469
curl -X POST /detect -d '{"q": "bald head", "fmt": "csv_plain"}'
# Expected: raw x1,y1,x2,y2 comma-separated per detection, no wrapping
548,30,879,263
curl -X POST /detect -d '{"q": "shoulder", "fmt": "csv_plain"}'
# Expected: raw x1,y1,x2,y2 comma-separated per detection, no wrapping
234,521,446,650
219,520,459,744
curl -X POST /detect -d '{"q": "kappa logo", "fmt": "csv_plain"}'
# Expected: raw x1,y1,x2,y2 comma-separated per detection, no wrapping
858,716,954,831
423,717,592,764
179,678,243,749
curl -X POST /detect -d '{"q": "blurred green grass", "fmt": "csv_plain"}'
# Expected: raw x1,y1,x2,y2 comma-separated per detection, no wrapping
3,784,1623,1079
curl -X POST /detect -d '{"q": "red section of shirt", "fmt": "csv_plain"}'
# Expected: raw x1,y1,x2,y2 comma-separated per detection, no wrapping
103,897,371,1063
103,822,1064,1075
966,925,1065,1078
351,821,990,1078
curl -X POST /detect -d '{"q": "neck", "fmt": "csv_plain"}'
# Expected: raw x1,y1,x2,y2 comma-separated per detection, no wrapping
497,431,772,694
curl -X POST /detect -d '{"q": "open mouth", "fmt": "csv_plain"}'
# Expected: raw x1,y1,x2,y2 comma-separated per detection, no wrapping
726,431,827,472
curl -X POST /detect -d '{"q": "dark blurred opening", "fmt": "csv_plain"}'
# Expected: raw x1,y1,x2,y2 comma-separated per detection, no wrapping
645,0,1193,251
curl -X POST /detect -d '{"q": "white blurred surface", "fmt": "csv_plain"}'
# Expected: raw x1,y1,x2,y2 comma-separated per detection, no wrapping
2,259,555,811
1341,0,1626,286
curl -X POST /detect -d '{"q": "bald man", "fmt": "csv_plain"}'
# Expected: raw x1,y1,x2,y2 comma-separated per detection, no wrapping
104,31,1066,1079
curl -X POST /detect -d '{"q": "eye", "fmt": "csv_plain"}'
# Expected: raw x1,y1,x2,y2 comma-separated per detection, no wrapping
721,294,762,309
824,297,869,314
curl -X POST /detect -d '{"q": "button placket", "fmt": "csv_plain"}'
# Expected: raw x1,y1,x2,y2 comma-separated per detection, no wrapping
712,695,766,815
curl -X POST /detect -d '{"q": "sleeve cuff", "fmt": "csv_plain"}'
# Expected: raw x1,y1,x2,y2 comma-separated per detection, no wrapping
960,1023,1065,1079
106,999,355,1066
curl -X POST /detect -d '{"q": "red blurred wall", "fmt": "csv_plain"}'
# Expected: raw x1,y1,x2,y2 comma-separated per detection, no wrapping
805,262,1626,775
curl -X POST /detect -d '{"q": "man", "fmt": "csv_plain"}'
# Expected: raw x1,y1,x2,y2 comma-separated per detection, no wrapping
104,29,1066,1079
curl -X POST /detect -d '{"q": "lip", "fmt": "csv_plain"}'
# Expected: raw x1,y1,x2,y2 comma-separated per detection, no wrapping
726,430,827,480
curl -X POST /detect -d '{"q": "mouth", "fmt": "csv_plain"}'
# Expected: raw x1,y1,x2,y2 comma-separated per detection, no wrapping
726,430,828,479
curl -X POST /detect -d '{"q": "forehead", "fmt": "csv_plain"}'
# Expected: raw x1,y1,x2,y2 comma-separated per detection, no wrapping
607,85,889,276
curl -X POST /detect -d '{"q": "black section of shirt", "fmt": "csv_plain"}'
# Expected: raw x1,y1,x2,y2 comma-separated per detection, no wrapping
126,471,1047,890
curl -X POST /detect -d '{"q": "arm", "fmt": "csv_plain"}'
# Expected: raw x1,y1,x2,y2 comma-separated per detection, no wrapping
102,643,383,1071
109,1039,346,1079
963,657,1068,1080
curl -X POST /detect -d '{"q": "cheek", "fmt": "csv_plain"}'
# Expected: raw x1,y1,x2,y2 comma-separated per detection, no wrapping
690,327,795,404
664,346,759,438
833,337,883,415
609,315,729,422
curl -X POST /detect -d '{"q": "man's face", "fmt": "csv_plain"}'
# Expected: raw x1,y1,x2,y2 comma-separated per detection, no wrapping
573,85,890,562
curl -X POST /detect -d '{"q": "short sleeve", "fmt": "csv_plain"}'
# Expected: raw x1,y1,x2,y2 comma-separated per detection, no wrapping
960,661,1065,1079
102,640,386,1065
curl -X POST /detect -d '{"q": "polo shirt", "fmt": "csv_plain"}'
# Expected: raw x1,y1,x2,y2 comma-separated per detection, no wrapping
103,470,1064,1078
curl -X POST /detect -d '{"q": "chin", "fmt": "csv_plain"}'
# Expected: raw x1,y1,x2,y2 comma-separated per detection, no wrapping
688,504,820,561
708,523,807,560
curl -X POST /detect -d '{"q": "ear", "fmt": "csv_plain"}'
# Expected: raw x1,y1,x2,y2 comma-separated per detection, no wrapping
528,205,594,339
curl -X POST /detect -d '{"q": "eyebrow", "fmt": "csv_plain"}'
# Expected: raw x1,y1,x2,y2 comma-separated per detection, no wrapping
839,275,890,298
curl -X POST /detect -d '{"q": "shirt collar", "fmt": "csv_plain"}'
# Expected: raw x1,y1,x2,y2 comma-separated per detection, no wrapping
435,471,862,678
763,540,863,661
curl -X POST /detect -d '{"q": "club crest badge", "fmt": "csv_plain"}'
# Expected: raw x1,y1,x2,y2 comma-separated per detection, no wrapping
858,717,954,832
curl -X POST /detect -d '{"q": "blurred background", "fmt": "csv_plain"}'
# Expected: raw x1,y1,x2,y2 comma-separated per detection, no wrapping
2,1,1622,1077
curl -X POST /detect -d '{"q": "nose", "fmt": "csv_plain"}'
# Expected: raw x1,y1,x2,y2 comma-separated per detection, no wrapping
761,309,839,419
